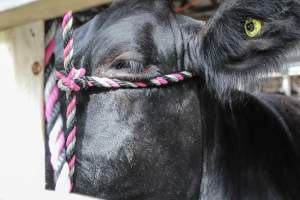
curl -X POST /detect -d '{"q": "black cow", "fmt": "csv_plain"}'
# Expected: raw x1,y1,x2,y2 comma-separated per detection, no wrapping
47,0,300,199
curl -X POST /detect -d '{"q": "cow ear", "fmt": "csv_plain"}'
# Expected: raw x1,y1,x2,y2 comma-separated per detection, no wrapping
189,0,300,98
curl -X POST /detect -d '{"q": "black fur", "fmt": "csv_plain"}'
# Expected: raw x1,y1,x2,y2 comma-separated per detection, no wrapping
47,0,300,199
191,0,300,98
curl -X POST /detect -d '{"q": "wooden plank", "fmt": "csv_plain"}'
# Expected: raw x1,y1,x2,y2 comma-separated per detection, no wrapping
0,21,46,198
0,0,111,30
282,74,292,96
0,0,37,12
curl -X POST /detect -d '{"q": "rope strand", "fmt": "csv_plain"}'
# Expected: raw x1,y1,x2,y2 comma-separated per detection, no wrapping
61,11,78,192
57,71,193,92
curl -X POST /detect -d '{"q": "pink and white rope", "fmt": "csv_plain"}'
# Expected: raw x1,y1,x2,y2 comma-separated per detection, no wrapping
57,71,193,91
44,22,67,189
59,11,79,192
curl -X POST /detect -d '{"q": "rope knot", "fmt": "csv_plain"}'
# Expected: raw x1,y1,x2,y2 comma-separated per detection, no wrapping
56,68,86,92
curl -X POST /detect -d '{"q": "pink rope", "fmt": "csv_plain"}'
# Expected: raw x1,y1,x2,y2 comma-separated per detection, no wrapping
45,39,56,66
135,82,148,88
66,97,76,117
50,131,65,168
155,77,169,85
172,73,184,81
62,12,73,28
69,155,76,169
66,127,76,147
63,39,74,58
55,11,79,192
56,69,86,92
45,86,59,122
102,78,121,88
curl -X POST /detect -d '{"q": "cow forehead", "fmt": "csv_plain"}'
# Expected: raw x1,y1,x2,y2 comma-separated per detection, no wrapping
87,11,178,72
98,14,159,51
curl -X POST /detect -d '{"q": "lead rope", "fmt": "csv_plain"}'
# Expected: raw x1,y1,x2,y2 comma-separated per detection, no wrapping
45,12,82,193
44,21,69,191
57,11,84,192
47,11,193,193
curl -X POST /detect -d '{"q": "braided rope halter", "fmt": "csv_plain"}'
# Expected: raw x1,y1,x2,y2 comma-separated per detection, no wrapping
45,11,193,192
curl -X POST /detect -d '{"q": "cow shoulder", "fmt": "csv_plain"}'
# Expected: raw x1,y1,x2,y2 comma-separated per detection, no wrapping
228,92,300,199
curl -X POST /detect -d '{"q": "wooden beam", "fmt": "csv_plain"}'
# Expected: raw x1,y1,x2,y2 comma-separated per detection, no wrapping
0,0,37,12
0,21,46,197
0,0,111,31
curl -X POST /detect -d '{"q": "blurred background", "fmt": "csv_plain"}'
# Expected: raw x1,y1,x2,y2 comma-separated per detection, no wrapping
51,0,300,98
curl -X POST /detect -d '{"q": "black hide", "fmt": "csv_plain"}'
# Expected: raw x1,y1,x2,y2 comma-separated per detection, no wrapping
46,0,300,199
192,0,300,98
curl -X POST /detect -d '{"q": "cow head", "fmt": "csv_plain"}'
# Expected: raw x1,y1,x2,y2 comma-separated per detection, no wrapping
193,0,300,97
51,0,300,199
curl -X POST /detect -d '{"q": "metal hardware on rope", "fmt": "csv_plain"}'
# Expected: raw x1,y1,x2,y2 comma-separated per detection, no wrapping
46,11,194,193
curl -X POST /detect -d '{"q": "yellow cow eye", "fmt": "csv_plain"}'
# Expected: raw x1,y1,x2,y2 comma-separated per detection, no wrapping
244,18,263,38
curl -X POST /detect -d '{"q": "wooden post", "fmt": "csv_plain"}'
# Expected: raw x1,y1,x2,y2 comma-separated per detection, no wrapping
0,21,45,198
282,74,292,96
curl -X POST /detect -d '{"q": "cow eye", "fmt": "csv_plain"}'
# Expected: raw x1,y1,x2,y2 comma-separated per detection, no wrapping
111,59,144,72
244,18,263,38
111,60,127,69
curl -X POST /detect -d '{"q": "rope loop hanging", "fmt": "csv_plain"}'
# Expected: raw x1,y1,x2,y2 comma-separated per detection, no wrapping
58,11,79,192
